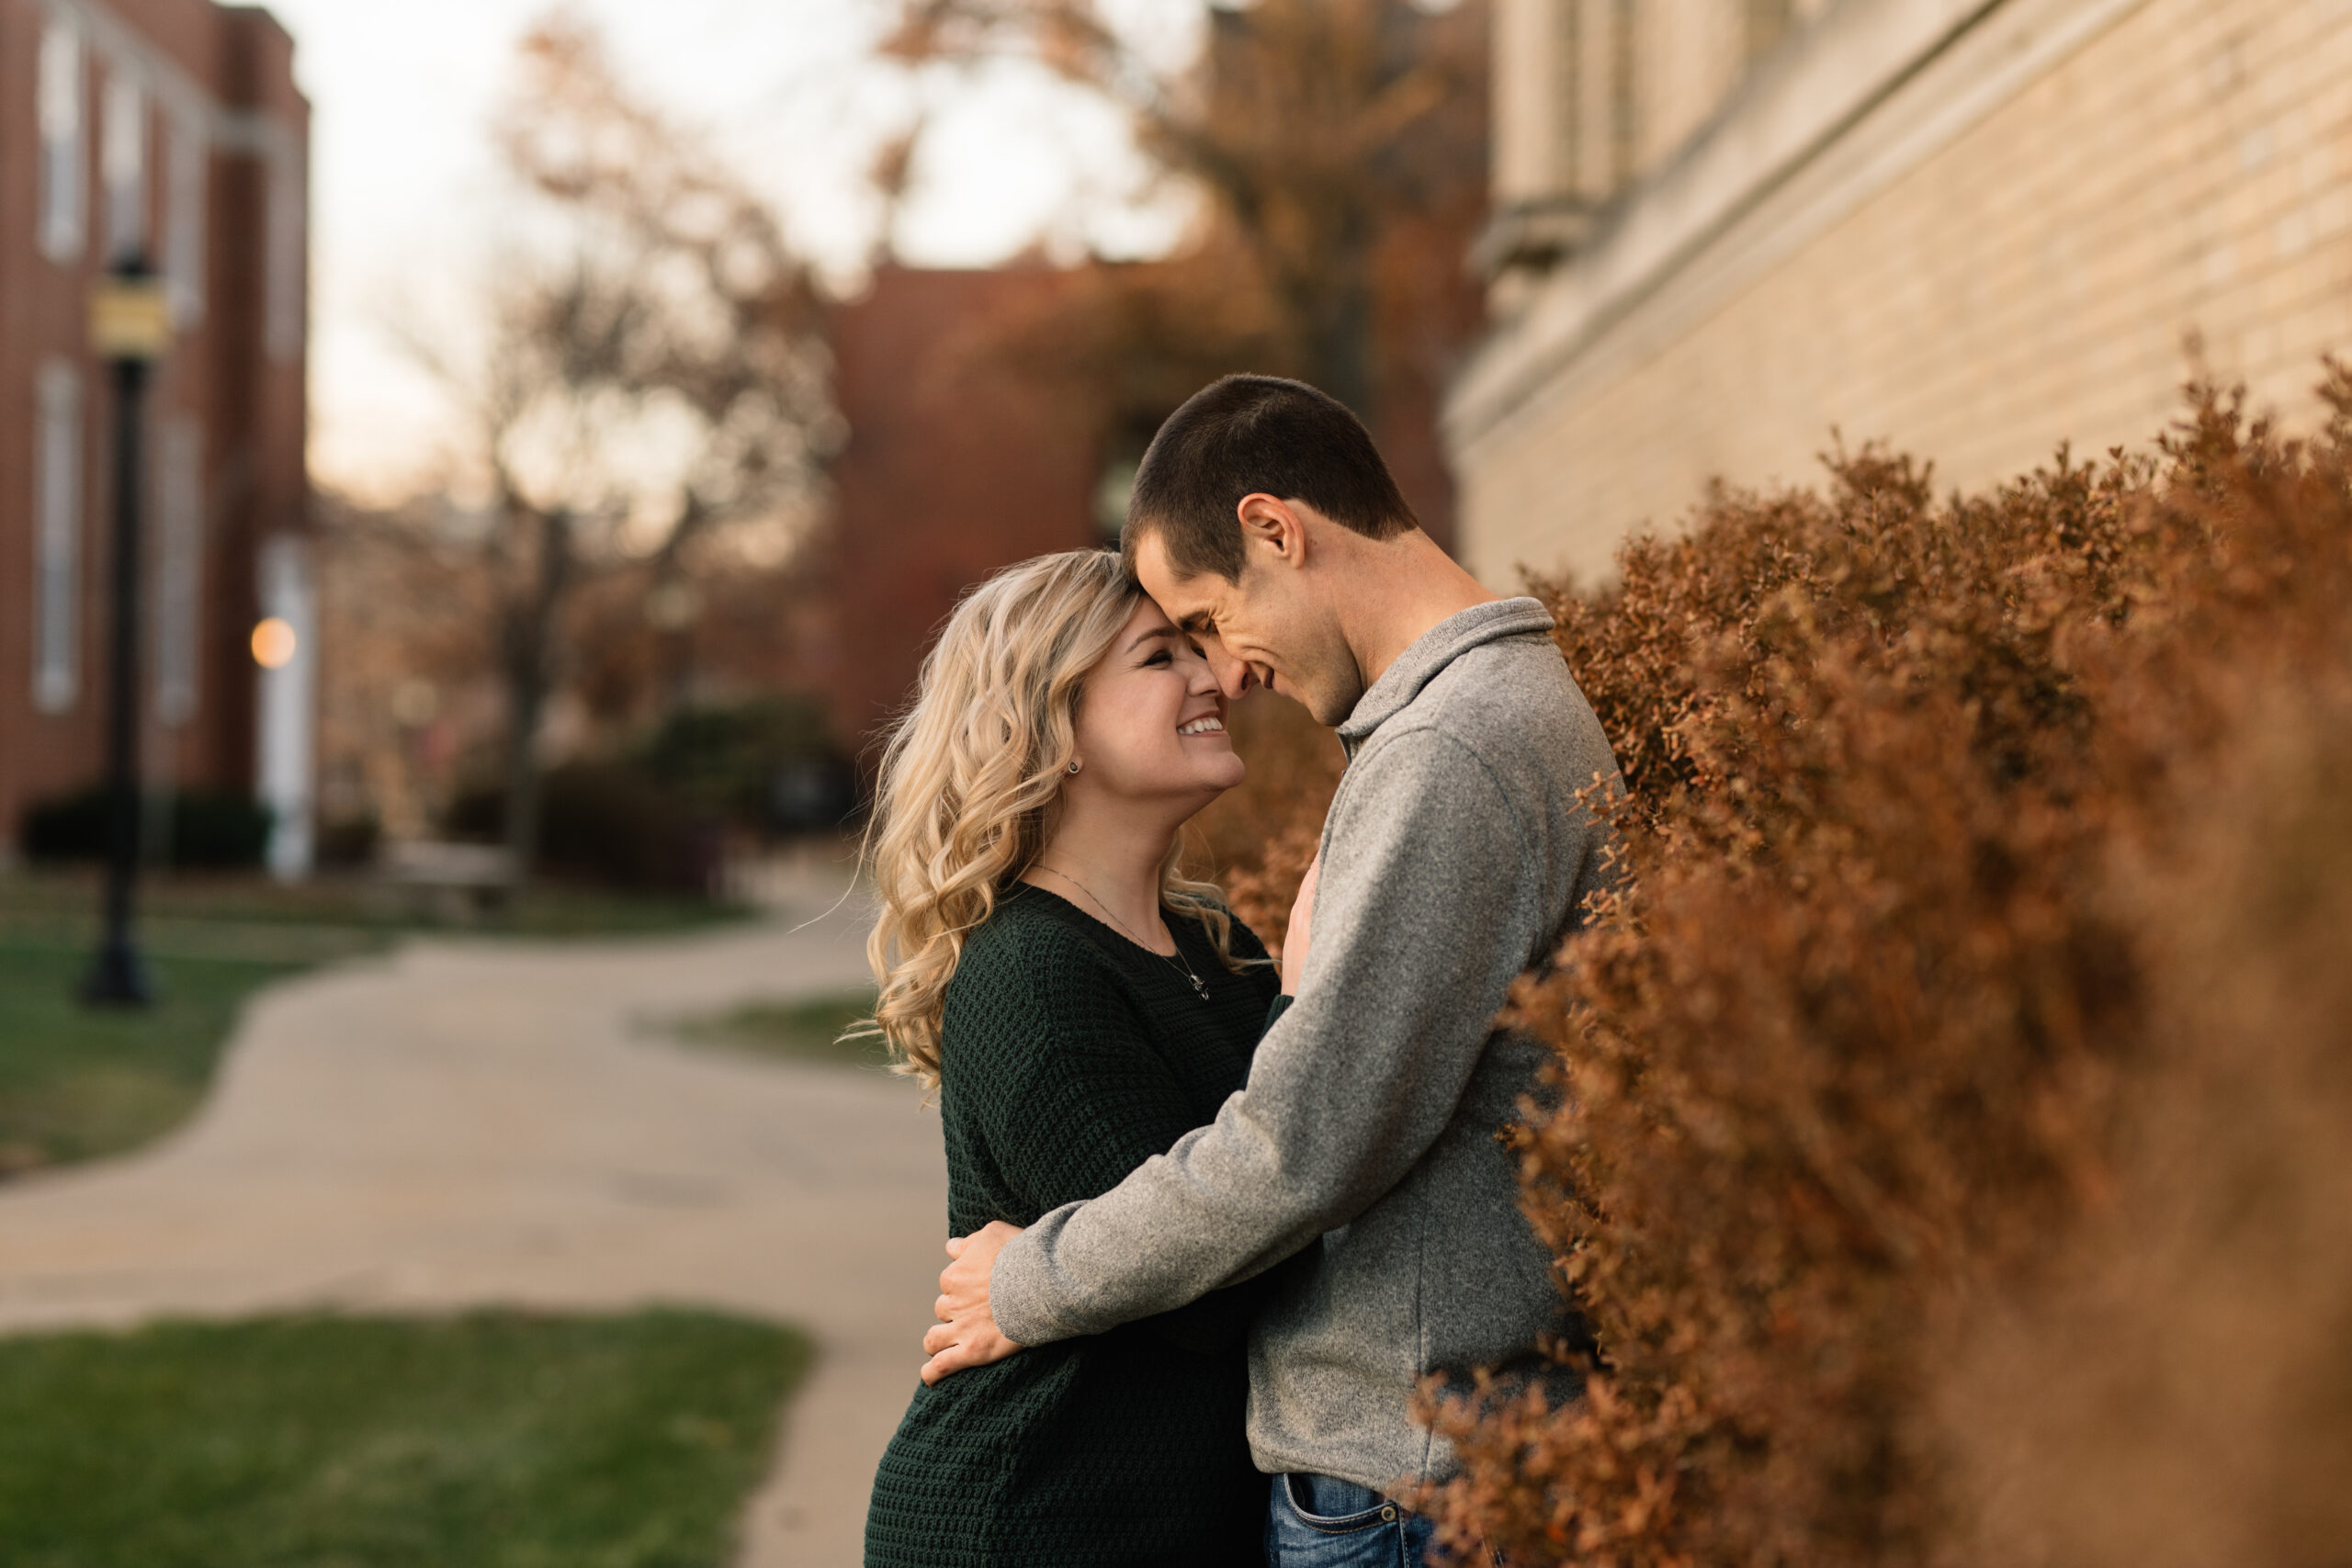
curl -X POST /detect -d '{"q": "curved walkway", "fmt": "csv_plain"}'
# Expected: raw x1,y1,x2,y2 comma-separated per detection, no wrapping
0,881,944,1567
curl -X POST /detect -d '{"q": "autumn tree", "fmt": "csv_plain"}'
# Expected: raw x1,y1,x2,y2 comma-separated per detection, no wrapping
877,0,1487,438
402,15,839,877
865,0,1487,855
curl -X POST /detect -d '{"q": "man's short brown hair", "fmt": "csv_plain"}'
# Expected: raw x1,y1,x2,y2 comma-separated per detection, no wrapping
1120,375,1419,583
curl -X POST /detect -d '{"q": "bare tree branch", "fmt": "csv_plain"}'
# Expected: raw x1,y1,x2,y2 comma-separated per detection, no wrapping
381,11,842,875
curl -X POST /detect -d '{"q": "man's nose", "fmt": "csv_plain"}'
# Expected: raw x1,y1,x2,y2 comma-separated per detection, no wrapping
1204,645,1255,699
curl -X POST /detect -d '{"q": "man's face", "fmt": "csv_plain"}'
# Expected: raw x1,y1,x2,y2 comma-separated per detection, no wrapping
1131,526,1363,728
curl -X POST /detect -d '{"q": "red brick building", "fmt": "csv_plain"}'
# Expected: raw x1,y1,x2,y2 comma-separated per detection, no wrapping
0,0,310,863
812,265,1114,757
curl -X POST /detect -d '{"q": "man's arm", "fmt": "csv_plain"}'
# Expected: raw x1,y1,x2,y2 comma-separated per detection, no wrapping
959,728,1552,1356
922,914,1306,1383
910,925,1216,1383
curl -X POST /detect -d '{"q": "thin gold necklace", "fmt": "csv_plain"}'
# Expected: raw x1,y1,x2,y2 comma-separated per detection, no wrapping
1032,863,1211,1002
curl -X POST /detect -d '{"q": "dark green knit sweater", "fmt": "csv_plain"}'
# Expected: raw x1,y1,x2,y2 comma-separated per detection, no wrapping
864,885,1285,1568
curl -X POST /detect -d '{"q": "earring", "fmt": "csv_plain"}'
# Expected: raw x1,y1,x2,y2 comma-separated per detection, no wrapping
1068,758,1081,774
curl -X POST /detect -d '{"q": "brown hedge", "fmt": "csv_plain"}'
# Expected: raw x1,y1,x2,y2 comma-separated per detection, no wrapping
1216,369,2352,1566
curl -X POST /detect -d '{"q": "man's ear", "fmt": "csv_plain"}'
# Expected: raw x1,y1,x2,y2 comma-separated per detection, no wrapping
1236,493,1308,570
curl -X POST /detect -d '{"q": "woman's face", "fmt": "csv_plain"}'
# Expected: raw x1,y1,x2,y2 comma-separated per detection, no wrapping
1069,596,1244,809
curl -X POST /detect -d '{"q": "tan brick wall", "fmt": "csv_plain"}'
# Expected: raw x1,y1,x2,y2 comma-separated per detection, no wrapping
1456,0,2352,587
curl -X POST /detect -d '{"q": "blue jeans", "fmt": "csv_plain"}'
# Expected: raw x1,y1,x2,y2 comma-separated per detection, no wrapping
1265,1472,1439,1567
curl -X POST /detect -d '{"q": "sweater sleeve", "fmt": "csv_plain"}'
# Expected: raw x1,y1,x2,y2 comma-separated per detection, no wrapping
989,728,1549,1346
948,916,1283,1357
1118,991,1297,1357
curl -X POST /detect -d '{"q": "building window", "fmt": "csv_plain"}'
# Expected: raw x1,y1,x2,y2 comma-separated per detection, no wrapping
33,362,85,714
1610,0,1638,190
164,112,208,325
1555,0,1582,198
1093,452,1141,542
254,533,317,877
102,73,149,265
265,155,306,362
38,22,87,264
154,420,205,728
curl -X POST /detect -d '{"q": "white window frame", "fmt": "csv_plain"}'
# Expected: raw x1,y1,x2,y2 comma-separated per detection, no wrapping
255,533,317,878
33,361,85,714
164,110,208,325
102,72,149,265
153,419,205,728
38,21,87,264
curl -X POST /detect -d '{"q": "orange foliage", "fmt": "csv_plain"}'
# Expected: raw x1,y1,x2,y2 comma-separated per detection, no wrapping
1190,692,1345,957
1218,370,2352,1565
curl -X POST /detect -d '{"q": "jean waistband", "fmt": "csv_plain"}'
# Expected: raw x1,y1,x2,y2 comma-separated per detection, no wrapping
1287,1472,1394,1520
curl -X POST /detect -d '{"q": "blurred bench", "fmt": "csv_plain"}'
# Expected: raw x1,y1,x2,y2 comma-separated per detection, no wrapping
381,840,518,919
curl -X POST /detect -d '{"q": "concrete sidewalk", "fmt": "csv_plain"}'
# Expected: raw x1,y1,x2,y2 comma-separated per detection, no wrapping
0,882,944,1567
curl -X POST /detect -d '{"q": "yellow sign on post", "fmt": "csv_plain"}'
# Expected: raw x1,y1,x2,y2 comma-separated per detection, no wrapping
88,275,174,362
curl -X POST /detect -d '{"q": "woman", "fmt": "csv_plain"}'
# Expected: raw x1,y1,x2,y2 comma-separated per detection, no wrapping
860,549,1302,1568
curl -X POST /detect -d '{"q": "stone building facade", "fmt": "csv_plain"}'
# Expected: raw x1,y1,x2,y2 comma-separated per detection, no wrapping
1450,0,2352,586
0,0,310,864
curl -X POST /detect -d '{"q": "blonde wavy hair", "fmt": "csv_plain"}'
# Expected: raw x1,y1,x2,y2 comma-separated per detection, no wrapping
860,548,1252,1090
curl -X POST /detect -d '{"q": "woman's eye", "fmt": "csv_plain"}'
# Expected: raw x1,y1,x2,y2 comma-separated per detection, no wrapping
1145,650,1172,666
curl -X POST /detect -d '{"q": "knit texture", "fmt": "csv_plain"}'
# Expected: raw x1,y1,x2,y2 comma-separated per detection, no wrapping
864,886,1284,1568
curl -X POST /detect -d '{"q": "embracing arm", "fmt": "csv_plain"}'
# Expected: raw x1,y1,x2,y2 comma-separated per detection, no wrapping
955,928,1214,1223
984,729,1548,1348
918,922,1283,1379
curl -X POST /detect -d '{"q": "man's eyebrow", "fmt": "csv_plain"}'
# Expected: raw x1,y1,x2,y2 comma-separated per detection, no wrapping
1173,612,1214,634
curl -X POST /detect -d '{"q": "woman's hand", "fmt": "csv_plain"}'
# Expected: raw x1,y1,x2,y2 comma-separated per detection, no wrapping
1280,852,1321,996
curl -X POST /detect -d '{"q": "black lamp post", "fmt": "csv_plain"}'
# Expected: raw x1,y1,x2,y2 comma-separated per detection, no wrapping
81,257,173,1008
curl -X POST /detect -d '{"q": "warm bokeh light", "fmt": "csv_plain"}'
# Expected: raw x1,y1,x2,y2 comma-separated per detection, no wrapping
250,617,299,670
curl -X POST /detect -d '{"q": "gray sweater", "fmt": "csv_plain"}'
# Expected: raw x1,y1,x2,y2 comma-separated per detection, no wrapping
990,597,1625,1490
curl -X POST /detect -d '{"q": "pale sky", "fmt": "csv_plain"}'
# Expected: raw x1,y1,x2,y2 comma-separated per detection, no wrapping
265,0,1199,502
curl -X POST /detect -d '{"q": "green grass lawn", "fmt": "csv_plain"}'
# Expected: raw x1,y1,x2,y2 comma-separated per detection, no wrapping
0,870,749,946
0,1310,808,1568
668,987,888,1070
0,944,320,1178
0,872,751,1179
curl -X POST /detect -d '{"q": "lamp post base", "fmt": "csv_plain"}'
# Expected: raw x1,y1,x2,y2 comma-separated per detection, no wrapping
81,938,154,1008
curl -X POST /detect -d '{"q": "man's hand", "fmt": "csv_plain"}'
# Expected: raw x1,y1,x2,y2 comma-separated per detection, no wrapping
920,1219,1025,1385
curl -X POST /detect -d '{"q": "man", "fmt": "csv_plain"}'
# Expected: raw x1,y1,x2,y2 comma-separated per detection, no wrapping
922,374,1623,1564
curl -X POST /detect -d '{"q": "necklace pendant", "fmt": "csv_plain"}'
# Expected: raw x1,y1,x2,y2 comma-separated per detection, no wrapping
1190,976,1211,1002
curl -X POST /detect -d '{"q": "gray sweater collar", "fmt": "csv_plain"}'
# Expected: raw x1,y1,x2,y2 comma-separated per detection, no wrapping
1337,596,1556,746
